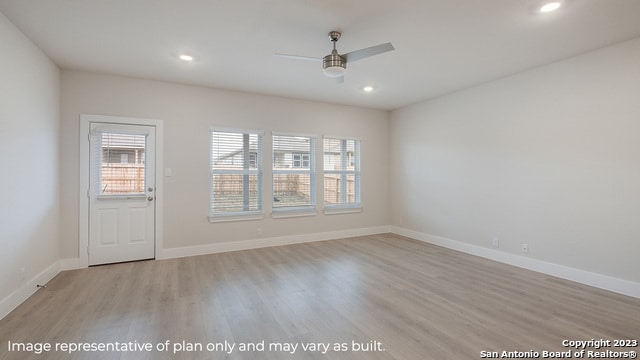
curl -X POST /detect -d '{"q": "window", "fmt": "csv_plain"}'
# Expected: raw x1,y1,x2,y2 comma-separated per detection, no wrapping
210,129,263,221
272,133,316,214
92,131,147,196
323,137,361,212
292,153,310,168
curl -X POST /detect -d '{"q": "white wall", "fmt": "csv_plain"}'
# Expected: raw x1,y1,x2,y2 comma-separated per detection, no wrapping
390,37,640,284
60,71,390,259
0,12,60,308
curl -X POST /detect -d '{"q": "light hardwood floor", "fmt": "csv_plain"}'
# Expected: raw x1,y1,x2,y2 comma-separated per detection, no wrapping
1,234,639,359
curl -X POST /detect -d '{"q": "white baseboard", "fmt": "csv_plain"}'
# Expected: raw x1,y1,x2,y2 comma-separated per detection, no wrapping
59,258,82,271
0,257,85,320
162,226,391,259
0,261,60,320
390,226,640,299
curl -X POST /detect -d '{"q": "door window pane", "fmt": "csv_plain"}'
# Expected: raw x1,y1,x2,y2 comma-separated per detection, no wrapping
98,133,146,195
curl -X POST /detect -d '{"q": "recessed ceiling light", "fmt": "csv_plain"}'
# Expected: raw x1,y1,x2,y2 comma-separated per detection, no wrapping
179,54,193,61
363,86,374,93
539,2,561,13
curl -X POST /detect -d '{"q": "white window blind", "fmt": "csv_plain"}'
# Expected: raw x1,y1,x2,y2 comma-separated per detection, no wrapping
323,137,360,209
210,129,263,219
90,131,147,196
272,134,316,212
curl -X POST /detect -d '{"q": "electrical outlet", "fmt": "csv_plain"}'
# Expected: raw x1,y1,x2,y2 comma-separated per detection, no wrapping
492,237,499,248
399,217,404,226
20,266,26,282
256,227,263,237
521,243,529,254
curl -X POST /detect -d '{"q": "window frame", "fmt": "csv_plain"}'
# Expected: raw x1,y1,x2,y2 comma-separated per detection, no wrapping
209,127,264,222
322,136,362,214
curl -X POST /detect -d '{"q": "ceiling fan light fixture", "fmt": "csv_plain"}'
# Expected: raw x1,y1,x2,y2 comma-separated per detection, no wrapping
323,65,346,77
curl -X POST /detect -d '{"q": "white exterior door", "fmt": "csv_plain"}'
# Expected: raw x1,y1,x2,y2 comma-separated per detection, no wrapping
88,123,156,265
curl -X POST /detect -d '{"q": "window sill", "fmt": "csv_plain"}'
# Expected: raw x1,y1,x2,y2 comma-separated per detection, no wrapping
271,208,318,219
208,212,264,223
323,206,362,215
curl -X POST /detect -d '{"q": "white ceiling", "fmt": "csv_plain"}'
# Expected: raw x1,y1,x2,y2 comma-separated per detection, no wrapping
2,0,640,110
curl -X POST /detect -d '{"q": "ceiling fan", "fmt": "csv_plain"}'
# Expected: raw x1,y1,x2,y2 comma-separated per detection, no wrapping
275,31,395,83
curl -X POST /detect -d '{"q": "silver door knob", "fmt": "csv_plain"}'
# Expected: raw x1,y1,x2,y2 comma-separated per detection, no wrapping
148,196,154,201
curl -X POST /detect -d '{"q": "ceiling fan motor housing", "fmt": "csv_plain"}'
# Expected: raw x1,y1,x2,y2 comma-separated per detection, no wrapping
323,51,346,77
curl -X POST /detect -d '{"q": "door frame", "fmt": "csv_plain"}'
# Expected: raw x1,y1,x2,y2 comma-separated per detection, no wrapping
79,114,164,267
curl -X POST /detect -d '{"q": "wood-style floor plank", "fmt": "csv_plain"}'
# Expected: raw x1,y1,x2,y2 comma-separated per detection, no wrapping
1,234,639,359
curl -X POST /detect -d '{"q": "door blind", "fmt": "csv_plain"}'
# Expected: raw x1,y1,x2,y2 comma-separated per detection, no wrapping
90,131,147,196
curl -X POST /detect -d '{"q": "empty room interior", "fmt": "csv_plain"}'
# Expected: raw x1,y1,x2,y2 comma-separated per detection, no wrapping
1,0,639,359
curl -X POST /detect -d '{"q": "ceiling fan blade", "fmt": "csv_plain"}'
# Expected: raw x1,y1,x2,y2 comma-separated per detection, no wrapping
335,76,344,84
274,53,322,62
343,42,394,63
